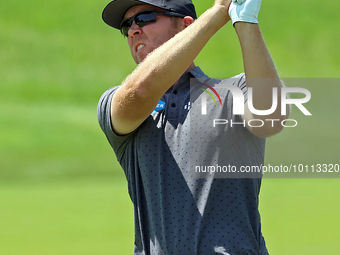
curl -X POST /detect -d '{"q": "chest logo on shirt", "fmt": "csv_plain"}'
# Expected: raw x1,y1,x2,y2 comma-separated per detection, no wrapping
152,100,166,114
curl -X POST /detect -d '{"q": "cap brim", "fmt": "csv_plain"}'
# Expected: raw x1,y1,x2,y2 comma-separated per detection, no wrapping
102,0,161,29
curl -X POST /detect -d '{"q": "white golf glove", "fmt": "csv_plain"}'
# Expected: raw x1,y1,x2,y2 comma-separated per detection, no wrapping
228,0,262,25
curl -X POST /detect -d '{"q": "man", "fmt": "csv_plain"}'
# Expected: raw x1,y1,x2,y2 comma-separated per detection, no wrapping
98,0,288,254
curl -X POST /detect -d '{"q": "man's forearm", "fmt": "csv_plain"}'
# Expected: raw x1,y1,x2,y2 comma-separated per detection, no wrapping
111,6,230,134
235,22,278,79
123,7,225,98
235,22,289,137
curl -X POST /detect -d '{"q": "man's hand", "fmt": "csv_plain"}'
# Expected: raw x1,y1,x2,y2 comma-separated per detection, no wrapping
229,0,262,25
232,0,246,4
213,0,233,20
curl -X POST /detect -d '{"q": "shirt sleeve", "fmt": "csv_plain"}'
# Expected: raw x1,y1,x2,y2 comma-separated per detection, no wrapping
97,86,137,163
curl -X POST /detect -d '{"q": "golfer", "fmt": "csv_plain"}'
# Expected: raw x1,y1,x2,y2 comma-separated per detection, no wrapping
98,0,288,254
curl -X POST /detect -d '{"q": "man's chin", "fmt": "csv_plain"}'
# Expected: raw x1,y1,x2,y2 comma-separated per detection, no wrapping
136,53,149,64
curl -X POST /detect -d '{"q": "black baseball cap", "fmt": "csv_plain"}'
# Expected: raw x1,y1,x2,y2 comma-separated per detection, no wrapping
102,0,197,29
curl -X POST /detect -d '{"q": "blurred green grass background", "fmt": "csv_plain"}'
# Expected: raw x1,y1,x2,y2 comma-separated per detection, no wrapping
0,0,339,254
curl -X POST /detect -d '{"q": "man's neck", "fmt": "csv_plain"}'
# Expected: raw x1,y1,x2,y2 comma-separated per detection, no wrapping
186,62,196,72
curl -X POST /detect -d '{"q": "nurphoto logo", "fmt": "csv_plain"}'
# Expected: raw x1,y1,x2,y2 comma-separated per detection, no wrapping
200,82,312,128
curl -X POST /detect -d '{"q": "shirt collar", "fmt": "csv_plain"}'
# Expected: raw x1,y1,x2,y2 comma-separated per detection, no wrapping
174,66,209,88
168,66,209,93
188,66,209,80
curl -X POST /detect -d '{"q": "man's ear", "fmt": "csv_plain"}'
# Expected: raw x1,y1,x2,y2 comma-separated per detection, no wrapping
183,16,194,28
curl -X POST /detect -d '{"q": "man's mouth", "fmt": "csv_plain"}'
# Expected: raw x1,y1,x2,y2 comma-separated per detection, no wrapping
136,44,145,53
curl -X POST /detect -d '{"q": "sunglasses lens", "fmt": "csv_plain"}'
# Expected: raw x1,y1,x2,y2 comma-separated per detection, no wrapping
120,20,131,37
120,12,158,37
135,13,157,27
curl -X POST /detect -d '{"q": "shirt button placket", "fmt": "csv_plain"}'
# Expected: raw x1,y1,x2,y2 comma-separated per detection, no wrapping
167,88,180,121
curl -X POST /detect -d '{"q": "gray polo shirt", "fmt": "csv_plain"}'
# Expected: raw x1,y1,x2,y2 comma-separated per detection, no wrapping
97,67,268,255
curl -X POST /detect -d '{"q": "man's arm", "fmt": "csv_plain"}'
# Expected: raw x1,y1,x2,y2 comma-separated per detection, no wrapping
235,22,289,138
110,3,232,135
218,0,289,138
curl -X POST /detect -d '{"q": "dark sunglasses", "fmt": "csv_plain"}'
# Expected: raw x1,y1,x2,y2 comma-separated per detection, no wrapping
120,10,187,37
